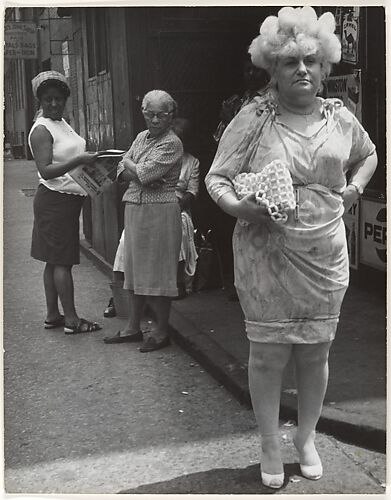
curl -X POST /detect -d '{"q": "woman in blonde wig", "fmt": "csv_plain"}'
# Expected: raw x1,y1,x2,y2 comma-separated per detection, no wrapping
206,7,377,488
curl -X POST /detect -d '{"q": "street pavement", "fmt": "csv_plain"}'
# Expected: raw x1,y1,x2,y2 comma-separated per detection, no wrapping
3,159,387,495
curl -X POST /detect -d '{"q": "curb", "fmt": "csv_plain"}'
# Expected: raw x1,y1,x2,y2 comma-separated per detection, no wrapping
80,239,386,454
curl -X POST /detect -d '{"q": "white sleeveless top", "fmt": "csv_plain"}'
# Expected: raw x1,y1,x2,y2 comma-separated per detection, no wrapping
28,117,87,196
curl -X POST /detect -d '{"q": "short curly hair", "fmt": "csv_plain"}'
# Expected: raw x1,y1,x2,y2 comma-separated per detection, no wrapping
249,7,341,79
142,90,178,115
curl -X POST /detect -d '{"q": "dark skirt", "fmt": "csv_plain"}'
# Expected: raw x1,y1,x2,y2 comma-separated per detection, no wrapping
31,184,85,266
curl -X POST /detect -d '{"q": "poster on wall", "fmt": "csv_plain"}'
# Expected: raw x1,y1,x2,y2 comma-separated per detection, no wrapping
4,21,38,59
325,70,362,122
341,8,360,64
343,200,360,269
359,199,386,271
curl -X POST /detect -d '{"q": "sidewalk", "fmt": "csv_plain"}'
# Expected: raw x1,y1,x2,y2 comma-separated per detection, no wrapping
81,237,386,454
9,158,385,454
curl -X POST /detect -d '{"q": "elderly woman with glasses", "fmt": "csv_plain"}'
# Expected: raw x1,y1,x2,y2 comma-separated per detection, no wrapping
104,90,183,352
205,7,377,488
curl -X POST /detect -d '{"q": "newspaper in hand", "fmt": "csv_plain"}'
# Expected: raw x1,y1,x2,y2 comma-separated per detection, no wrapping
69,150,125,197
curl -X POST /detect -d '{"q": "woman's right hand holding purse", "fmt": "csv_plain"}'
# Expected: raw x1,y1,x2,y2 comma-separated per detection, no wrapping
219,191,269,224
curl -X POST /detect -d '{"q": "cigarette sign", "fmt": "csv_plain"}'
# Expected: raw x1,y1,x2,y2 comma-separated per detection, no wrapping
360,199,386,271
326,71,362,122
342,11,359,64
4,21,38,59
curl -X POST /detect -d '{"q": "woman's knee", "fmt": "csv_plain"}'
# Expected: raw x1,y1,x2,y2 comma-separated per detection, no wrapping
293,343,331,368
53,264,73,277
249,342,292,372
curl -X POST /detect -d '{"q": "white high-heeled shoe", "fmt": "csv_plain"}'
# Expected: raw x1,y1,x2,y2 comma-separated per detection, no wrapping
300,462,323,480
294,434,323,480
261,470,285,489
260,433,284,488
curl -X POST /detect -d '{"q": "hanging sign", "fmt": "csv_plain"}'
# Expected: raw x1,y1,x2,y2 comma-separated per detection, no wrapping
4,21,38,59
343,200,360,269
359,199,386,271
325,70,362,122
342,10,359,64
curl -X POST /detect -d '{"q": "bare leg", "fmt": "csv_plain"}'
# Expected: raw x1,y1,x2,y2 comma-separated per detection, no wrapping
148,296,171,342
43,263,61,322
53,265,79,326
293,342,332,472
113,271,124,283
120,292,146,335
248,341,292,475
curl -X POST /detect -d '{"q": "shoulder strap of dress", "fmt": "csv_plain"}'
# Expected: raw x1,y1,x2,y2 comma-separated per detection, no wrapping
320,98,344,121
235,94,277,172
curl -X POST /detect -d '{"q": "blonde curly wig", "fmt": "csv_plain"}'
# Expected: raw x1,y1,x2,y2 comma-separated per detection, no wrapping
249,7,341,78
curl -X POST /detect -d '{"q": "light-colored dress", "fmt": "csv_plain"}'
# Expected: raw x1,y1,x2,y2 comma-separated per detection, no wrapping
205,94,375,344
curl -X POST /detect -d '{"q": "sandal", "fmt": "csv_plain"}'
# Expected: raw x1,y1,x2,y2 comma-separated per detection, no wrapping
103,297,116,318
64,318,102,335
44,315,65,329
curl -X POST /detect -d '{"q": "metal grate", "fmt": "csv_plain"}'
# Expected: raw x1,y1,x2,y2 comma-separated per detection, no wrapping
20,188,36,197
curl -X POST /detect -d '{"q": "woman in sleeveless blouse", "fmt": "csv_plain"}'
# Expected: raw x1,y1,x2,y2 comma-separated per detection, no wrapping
29,71,101,335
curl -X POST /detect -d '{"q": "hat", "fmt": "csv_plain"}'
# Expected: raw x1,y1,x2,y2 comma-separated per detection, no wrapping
31,71,69,99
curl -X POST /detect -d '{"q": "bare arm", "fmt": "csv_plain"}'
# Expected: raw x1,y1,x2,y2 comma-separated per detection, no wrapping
30,125,99,180
343,150,378,212
218,190,269,223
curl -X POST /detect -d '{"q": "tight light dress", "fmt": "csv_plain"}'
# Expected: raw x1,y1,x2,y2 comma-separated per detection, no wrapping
205,96,376,344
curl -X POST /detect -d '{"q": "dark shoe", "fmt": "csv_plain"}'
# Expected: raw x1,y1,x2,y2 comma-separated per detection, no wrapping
139,335,170,353
64,318,102,335
44,314,65,329
103,330,143,344
104,297,116,318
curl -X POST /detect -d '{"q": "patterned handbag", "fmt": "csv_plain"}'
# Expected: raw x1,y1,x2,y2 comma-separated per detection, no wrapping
233,160,296,223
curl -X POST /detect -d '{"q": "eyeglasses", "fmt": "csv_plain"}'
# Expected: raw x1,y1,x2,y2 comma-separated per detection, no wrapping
142,109,173,120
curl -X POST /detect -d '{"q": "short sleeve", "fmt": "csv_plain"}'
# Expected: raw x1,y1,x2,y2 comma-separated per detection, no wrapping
186,157,200,197
342,108,376,170
205,99,271,204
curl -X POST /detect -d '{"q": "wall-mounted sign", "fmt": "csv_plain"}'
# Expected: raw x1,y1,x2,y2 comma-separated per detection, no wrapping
343,200,360,269
360,199,386,271
325,70,362,122
342,9,359,64
4,21,38,59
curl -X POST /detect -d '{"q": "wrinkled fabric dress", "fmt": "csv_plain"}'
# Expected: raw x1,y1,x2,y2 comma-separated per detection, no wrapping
205,95,375,344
